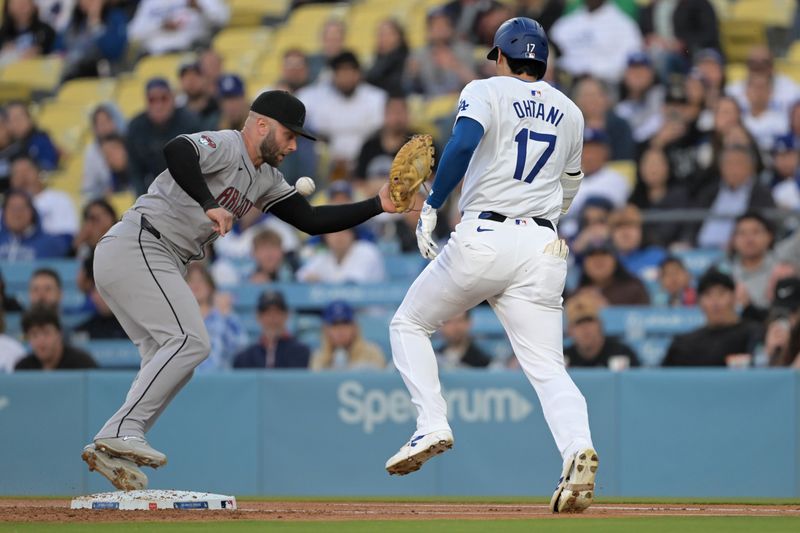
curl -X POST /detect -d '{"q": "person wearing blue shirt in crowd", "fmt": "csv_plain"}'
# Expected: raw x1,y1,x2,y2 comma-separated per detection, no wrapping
0,190,70,261
56,0,128,80
609,204,666,280
770,134,800,210
233,290,310,369
4,102,59,171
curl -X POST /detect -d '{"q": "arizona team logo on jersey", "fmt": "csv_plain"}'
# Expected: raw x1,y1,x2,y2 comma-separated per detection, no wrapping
198,135,216,148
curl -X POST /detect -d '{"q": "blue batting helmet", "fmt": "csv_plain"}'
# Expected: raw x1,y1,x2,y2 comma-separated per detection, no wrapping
487,17,549,66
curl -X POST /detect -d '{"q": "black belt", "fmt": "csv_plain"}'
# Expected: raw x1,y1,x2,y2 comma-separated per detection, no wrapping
140,215,161,239
478,211,555,231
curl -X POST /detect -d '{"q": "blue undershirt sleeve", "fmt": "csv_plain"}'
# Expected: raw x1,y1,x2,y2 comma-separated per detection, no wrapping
426,116,485,209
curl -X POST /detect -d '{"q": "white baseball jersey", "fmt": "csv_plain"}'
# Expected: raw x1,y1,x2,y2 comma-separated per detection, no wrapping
455,76,584,221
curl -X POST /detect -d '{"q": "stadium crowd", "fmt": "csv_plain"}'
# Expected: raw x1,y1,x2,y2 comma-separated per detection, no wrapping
2,0,800,373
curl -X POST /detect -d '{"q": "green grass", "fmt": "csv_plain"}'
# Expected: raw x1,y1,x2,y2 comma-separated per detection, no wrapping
1,518,799,533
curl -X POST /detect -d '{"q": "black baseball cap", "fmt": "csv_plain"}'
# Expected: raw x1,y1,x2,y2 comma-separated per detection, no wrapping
250,90,316,141
774,277,800,312
697,269,735,296
257,290,288,312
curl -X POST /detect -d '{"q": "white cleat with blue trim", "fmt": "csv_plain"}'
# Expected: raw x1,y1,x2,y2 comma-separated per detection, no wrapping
385,430,454,476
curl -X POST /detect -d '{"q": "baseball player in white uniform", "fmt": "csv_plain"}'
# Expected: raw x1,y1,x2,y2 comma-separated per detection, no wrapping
81,90,398,491
384,18,599,513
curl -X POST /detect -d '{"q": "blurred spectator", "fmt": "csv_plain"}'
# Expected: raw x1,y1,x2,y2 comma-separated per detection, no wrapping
35,0,75,33
576,240,650,305
311,300,386,370
574,77,635,160
73,198,116,260
186,263,247,372
365,20,408,94
73,252,127,339
695,145,775,249
355,96,414,181
307,18,346,83
0,271,23,312
28,267,62,311
662,269,761,366
249,229,293,284
614,53,664,144
298,51,387,172
692,49,726,118
404,8,476,97
609,204,666,279
442,0,501,40
0,190,70,260
762,310,795,367
298,226,385,284
233,290,310,369
695,95,746,183
657,256,696,307
768,278,800,366
0,305,26,373
564,292,639,368
278,49,311,93
564,129,630,223
568,197,614,255
472,3,513,47
56,0,128,80
771,135,800,210
126,78,202,195
82,103,126,201
727,46,800,118
198,47,223,94
10,154,78,242
97,133,131,193
217,74,248,131
648,81,704,184
514,0,565,34
435,309,491,369
15,305,97,370
128,0,229,56
4,101,59,171
638,0,719,79
212,206,300,263
741,72,789,154
550,0,642,84
729,212,776,316
0,0,56,68
0,108,24,193
790,101,800,147
628,149,690,243
176,62,220,131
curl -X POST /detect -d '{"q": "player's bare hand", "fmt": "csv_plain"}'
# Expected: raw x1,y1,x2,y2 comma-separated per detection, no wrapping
377,183,398,213
206,207,233,236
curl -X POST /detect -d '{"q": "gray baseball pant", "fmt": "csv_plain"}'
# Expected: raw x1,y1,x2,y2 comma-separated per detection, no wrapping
92,212,210,440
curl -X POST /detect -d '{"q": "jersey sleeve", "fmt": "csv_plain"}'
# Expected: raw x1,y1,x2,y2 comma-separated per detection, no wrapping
455,80,493,132
255,170,297,212
179,131,236,174
564,110,584,174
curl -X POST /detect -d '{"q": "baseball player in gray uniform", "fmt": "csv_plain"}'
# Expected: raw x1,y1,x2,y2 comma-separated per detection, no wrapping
81,90,398,490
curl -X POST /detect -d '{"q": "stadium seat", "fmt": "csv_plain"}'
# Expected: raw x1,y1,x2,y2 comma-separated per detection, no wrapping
423,93,459,123
777,60,800,84
133,53,194,86
721,19,766,63
629,337,672,367
730,0,795,29
109,191,136,216
231,282,410,313
213,27,272,53
56,78,118,110
227,0,290,27
672,248,724,278
35,103,90,156
0,56,64,92
1,259,82,292
221,49,263,78
114,76,147,118
600,307,704,340
607,160,636,190
75,339,140,368
725,63,747,84
384,253,426,280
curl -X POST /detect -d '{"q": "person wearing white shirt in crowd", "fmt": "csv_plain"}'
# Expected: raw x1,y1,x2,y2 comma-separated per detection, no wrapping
0,307,26,373
741,72,789,155
297,226,385,284
727,45,800,118
550,0,642,84
297,51,387,172
9,155,78,240
562,128,630,239
34,0,74,32
128,0,229,56
771,135,800,211
82,104,126,202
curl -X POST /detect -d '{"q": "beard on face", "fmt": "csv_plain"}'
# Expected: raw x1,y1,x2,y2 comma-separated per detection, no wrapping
259,128,283,166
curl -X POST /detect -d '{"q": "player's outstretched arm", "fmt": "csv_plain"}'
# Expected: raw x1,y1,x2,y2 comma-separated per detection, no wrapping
268,189,390,236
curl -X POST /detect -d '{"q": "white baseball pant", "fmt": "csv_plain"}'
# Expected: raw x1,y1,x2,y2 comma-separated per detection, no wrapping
390,213,593,461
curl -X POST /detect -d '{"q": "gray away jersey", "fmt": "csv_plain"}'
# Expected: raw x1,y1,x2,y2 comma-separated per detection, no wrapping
131,130,296,261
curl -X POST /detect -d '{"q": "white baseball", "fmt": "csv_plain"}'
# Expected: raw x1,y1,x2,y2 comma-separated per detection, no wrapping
295,176,316,196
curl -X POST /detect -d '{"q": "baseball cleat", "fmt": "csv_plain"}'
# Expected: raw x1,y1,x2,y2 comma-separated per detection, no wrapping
550,448,599,513
385,430,454,476
94,436,167,468
82,444,148,491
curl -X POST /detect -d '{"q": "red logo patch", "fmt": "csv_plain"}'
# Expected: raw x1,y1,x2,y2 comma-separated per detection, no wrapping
149,502,157,510
198,135,216,148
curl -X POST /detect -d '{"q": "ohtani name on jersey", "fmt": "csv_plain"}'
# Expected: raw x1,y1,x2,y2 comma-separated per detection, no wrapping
217,186,253,218
512,100,564,126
